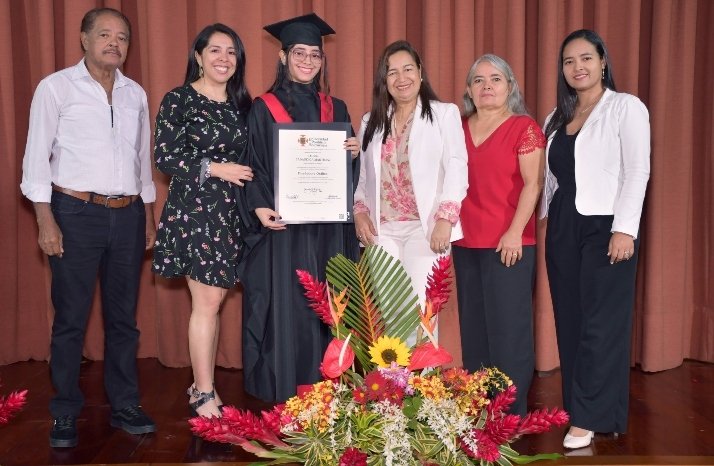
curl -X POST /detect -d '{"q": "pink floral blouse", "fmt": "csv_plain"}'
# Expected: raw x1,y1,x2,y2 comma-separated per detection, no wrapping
353,112,461,225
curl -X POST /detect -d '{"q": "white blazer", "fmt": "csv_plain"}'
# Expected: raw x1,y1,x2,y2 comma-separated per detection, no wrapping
355,99,468,242
538,89,650,239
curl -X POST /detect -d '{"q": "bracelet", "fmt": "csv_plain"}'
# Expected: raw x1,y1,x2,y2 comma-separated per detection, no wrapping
206,161,212,178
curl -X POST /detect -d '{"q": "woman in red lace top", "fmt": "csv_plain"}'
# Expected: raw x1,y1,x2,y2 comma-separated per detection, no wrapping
452,54,545,415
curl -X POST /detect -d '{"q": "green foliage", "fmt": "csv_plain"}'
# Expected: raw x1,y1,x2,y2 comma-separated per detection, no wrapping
326,246,420,373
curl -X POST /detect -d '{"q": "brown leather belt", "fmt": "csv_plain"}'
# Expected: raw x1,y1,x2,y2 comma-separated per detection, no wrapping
52,186,138,208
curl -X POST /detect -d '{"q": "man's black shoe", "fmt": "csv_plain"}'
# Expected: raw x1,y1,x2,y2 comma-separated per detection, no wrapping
110,405,156,434
49,415,78,448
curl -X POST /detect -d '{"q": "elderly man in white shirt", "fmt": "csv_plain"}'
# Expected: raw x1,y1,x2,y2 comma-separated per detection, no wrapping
20,7,156,448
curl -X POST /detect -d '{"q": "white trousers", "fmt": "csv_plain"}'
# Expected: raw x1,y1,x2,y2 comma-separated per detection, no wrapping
377,220,442,344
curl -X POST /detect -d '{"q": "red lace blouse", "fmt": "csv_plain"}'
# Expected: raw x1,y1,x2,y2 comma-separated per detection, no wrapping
454,115,545,248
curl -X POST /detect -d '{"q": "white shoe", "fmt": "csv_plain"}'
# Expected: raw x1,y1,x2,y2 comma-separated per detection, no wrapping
563,429,594,449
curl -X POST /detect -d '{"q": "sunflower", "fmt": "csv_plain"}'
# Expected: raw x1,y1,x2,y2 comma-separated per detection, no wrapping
368,336,410,367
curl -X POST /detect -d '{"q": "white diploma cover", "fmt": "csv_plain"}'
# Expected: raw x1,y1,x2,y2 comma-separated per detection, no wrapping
273,122,353,223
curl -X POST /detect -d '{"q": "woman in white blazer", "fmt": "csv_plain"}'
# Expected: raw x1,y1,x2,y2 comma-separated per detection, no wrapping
539,30,650,449
354,40,468,328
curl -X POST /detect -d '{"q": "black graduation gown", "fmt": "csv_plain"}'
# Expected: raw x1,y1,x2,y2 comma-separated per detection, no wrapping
240,82,360,402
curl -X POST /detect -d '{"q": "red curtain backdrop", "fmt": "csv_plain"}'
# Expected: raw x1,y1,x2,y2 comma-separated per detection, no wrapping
1,0,712,373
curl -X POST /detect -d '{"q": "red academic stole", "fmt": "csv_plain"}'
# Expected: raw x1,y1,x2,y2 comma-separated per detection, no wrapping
258,92,334,123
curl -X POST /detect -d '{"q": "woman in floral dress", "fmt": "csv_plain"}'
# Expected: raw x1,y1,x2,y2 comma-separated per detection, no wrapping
152,24,252,418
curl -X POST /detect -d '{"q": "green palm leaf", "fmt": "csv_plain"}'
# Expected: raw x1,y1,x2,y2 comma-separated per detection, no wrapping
326,245,421,373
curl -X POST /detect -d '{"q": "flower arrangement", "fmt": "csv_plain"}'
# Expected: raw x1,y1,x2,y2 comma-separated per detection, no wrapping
0,377,27,426
190,246,568,465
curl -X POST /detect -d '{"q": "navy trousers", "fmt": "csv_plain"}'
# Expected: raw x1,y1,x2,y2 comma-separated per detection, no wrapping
545,188,638,433
453,245,536,416
48,192,145,417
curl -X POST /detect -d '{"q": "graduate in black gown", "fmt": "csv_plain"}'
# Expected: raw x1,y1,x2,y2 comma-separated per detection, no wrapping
240,13,361,402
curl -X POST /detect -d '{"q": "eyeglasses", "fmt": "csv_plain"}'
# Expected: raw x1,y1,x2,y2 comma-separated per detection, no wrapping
290,48,324,64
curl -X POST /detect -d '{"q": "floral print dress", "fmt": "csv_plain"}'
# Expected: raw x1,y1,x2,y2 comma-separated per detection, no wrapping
152,85,248,288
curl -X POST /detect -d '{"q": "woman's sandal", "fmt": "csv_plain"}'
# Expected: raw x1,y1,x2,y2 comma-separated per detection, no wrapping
213,382,225,412
187,384,218,417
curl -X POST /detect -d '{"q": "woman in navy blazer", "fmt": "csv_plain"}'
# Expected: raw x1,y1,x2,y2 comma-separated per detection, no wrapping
354,40,467,336
539,30,650,449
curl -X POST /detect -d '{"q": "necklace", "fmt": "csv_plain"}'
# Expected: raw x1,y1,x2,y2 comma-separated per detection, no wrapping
577,90,604,116
392,109,415,137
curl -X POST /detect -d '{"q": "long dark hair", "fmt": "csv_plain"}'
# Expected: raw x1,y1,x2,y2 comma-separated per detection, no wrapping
544,29,617,138
361,40,439,151
266,43,331,115
185,23,252,113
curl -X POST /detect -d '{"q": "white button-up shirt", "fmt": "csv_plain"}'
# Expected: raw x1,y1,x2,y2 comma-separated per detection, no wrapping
21,59,156,203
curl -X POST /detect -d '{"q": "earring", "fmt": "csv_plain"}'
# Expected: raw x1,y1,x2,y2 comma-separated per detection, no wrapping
199,65,204,78
602,68,605,80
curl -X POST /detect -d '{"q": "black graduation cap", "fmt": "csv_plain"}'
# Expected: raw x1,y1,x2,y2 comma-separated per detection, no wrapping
263,13,335,48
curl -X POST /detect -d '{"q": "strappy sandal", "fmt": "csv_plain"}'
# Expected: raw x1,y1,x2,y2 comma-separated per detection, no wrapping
213,382,225,412
187,384,218,417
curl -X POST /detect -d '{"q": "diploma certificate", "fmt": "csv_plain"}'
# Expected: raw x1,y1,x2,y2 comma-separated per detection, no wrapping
273,122,353,223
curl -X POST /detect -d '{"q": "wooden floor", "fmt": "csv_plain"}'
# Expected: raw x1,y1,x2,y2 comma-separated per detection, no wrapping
0,359,712,465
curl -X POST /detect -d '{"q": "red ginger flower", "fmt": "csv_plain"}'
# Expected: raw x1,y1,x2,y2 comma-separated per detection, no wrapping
518,407,570,435
460,429,501,462
487,384,517,417
296,269,334,326
339,447,368,466
484,413,521,444
0,387,27,425
186,416,275,457
260,405,286,435
188,414,247,444
425,255,452,314
189,406,288,448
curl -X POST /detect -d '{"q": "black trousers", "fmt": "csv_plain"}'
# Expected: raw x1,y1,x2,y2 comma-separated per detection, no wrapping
48,192,145,417
453,245,536,416
545,189,638,433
